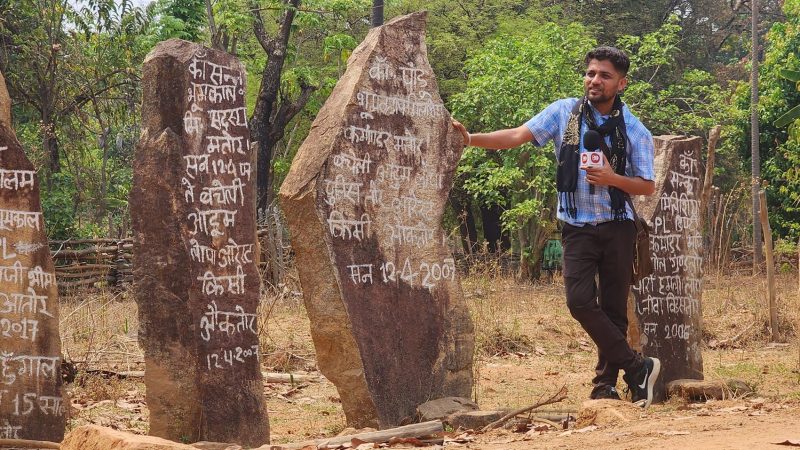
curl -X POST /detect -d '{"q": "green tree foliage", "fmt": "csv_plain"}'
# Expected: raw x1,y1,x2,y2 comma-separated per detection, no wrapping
772,69,800,137
757,0,800,238
218,0,370,212
142,0,208,44
620,20,748,190
0,0,150,237
387,0,566,100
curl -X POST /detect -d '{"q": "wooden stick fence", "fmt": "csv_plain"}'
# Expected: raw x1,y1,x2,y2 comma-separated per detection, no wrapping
49,239,133,291
50,226,283,292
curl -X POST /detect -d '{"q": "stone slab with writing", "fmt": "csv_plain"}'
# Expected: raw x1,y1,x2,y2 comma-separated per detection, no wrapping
627,135,704,403
131,39,268,446
0,70,66,441
279,12,474,428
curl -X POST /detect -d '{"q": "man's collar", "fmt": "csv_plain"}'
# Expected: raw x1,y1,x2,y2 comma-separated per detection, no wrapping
587,99,624,119
586,100,610,119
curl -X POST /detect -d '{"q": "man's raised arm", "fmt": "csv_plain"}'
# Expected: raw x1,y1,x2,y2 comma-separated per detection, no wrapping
452,121,534,150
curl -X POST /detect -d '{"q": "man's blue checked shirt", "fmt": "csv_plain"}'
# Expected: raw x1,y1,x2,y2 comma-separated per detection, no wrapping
524,98,655,226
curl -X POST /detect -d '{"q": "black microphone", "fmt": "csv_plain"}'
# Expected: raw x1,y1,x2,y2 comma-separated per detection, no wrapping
583,130,602,195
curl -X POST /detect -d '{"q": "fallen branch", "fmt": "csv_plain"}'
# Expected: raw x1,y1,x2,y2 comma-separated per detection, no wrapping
712,321,756,348
530,417,561,429
270,420,443,450
481,385,568,432
0,439,60,449
80,369,320,384
529,413,575,423
50,238,132,245
279,382,309,397
262,372,320,384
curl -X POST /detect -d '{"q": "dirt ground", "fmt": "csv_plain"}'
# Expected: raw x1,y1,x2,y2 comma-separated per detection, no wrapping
61,271,800,448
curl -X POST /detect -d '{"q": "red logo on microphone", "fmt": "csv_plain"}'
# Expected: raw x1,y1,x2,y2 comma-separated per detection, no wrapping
591,153,601,164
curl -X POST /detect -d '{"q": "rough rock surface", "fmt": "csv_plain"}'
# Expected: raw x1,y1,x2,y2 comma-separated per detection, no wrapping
666,378,753,401
416,397,479,421
62,425,197,450
0,70,66,441
0,71,10,129
576,399,642,428
279,12,474,428
627,135,705,402
131,39,268,445
446,410,508,430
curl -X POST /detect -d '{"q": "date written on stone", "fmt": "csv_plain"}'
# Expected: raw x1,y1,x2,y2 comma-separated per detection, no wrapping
346,257,456,291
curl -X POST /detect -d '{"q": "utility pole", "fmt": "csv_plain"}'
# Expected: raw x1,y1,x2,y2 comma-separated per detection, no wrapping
751,0,763,273
372,0,384,27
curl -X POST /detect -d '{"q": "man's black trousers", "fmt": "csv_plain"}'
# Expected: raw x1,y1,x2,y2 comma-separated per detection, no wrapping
561,220,642,390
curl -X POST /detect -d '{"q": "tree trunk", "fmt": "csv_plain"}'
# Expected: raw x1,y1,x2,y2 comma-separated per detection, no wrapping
449,190,478,255
528,219,549,280
250,0,300,214
249,0,315,216
371,0,384,27
517,221,531,280
480,203,508,253
751,0,762,272
42,110,60,174
97,127,110,222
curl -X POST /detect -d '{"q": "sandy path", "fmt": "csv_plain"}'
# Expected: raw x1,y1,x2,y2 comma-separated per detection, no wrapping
464,402,800,449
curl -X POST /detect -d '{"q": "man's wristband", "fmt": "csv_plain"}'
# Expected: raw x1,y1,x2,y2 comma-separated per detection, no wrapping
466,133,471,147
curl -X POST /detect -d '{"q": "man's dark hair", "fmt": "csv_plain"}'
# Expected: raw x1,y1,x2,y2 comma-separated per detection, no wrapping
584,46,630,76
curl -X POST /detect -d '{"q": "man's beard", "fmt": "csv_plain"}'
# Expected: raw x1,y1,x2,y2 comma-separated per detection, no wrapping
586,87,614,103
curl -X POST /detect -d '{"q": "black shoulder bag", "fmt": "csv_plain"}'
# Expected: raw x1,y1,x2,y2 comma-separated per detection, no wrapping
627,196,653,284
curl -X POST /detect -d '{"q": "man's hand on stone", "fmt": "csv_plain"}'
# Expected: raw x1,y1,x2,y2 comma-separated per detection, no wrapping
452,120,470,147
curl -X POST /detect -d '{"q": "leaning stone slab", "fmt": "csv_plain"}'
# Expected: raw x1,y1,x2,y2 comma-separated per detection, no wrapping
131,39,268,445
279,12,474,428
628,135,705,403
0,70,66,442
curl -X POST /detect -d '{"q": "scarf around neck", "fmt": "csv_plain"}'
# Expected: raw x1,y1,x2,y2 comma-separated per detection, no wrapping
556,95,628,221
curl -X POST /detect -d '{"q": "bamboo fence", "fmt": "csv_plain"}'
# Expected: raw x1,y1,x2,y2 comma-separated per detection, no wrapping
49,226,282,292
49,238,133,292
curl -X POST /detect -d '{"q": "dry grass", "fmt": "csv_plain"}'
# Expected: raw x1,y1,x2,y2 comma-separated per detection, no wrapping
58,269,800,442
59,288,141,373
702,272,799,345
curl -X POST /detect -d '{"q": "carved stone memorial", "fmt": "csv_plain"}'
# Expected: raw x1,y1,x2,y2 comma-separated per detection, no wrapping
628,135,704,402
131,40,268,445
280,12,475,428
0,70,66,441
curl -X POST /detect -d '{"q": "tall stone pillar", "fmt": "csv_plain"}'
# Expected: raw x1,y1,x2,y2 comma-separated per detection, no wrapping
629,135,704,402
131,40,268,446
280,12,474,428
0,70,66,442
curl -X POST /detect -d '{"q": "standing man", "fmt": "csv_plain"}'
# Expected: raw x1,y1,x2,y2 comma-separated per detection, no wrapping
452,46,661,407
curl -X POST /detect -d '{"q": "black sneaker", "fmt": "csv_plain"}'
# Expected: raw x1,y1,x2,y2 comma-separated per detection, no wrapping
623,357,661,408
590,385,621,401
